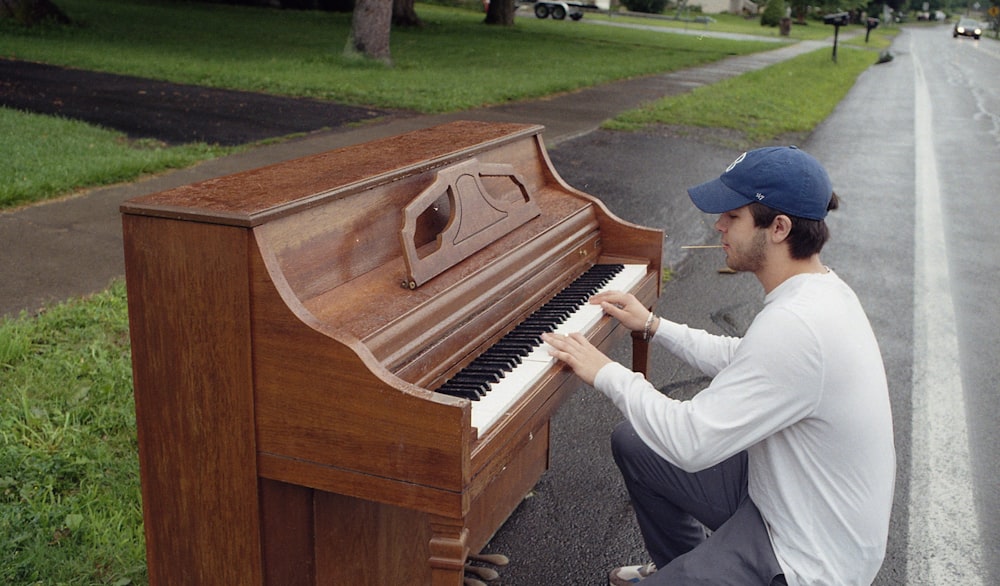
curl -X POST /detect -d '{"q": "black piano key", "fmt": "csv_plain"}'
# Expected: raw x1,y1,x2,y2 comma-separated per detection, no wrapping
480,349,522,365
436,385,483,400
472,357,518,371
511,331,551,340
493,340,536,354
450,371,502,384
464,363,509,375
443,379,491,395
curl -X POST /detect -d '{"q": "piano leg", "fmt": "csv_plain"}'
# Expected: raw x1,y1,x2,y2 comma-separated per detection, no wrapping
429,516,470,586
631,324,653,377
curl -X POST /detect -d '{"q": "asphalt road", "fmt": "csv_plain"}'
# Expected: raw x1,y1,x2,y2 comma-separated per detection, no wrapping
484,25,1000,585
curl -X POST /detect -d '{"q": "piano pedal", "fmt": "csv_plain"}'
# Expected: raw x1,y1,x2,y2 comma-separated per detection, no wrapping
468,552,509,566
464,578,487,586
465,563,500,582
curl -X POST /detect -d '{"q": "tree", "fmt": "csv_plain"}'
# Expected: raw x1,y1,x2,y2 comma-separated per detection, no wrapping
484,0,518,25
760,0,785,26
392,0,421,27
788,0,811,23
0,0,70,26
345,0,393,64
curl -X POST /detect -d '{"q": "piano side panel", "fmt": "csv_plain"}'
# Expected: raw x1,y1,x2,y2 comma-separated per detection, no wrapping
249,234,472,504
588,201,663,292
533,136,665,297
121,214,263,585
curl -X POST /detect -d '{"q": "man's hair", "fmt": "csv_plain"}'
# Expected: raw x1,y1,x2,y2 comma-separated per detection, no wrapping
748,192,840,259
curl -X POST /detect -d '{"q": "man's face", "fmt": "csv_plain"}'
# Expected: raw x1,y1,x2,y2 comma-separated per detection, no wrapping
714,205,767,273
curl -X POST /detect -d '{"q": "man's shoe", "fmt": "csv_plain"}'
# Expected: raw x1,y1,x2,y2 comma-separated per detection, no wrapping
609,563,657,585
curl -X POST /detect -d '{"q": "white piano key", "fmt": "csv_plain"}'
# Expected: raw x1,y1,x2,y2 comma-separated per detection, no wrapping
470,264,647,433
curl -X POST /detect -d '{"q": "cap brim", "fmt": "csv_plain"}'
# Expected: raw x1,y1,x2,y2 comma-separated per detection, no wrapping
686,177,752,214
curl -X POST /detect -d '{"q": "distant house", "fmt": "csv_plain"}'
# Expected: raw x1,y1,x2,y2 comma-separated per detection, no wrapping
690,0,758,14
595,0,757,14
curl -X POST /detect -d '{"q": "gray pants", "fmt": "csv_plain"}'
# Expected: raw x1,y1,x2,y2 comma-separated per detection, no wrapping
611,422,787,585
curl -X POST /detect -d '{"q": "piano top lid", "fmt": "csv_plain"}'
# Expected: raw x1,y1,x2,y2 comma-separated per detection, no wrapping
119,121,546,228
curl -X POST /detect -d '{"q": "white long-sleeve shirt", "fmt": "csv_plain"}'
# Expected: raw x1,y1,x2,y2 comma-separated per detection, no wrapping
594,270,895,586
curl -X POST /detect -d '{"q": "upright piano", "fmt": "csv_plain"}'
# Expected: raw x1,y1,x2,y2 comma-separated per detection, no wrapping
121,121,663,585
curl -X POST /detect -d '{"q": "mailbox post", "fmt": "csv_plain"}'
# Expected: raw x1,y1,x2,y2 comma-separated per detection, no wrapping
865,17,879,43
823,12,850,63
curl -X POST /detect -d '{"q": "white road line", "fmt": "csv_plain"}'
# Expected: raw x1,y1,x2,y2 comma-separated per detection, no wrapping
908,36,985,585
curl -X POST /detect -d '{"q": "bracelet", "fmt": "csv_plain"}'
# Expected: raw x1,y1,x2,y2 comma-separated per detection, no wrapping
642,311,656,341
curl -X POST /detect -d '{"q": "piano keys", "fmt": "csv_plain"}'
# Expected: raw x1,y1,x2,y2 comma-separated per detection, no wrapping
439,263,648,433
120,121,663,585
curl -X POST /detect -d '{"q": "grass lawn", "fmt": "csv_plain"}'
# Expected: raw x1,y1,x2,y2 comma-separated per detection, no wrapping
0,109,235,209
605,44,886,148
0,283,144,585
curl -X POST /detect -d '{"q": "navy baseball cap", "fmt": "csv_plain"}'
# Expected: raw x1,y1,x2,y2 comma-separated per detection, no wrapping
686,146,833,220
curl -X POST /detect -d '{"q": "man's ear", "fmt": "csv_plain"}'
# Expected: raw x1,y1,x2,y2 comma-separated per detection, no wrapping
770,215,792,243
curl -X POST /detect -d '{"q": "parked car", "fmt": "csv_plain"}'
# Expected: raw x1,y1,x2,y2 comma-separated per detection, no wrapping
953,17,982,39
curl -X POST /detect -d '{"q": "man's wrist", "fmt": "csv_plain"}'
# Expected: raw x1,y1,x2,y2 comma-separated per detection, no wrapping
642,311,658,341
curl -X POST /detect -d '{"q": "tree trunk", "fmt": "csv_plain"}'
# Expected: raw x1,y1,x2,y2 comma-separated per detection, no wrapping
0,0,70,26
345,0,393,65
484,0,516,25
392,0,421,27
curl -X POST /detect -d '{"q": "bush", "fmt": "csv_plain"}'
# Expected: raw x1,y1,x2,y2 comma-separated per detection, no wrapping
621,0,668,14
760,0,784,26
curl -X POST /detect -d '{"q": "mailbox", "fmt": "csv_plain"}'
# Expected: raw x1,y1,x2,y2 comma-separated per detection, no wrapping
824,12,849,26
865,16,879,42
823,12,850,62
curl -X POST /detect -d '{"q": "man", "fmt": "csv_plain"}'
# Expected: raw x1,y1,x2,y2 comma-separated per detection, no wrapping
542,146,895,585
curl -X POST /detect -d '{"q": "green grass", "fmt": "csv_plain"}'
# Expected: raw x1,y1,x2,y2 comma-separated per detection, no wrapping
0,109,233,209
0,282,145,585
604,45,882,147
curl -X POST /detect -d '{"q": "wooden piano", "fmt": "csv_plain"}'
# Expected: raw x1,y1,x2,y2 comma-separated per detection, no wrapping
120,121,663,585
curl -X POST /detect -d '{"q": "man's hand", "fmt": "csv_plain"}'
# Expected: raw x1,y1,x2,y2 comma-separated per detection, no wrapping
541,331,612,386
590,291,654,334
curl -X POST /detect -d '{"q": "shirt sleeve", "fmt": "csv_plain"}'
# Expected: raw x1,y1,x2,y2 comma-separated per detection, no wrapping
653,319,741,377
594,308,823,472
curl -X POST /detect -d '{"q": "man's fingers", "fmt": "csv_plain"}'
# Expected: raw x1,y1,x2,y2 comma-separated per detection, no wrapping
543,332,583,358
